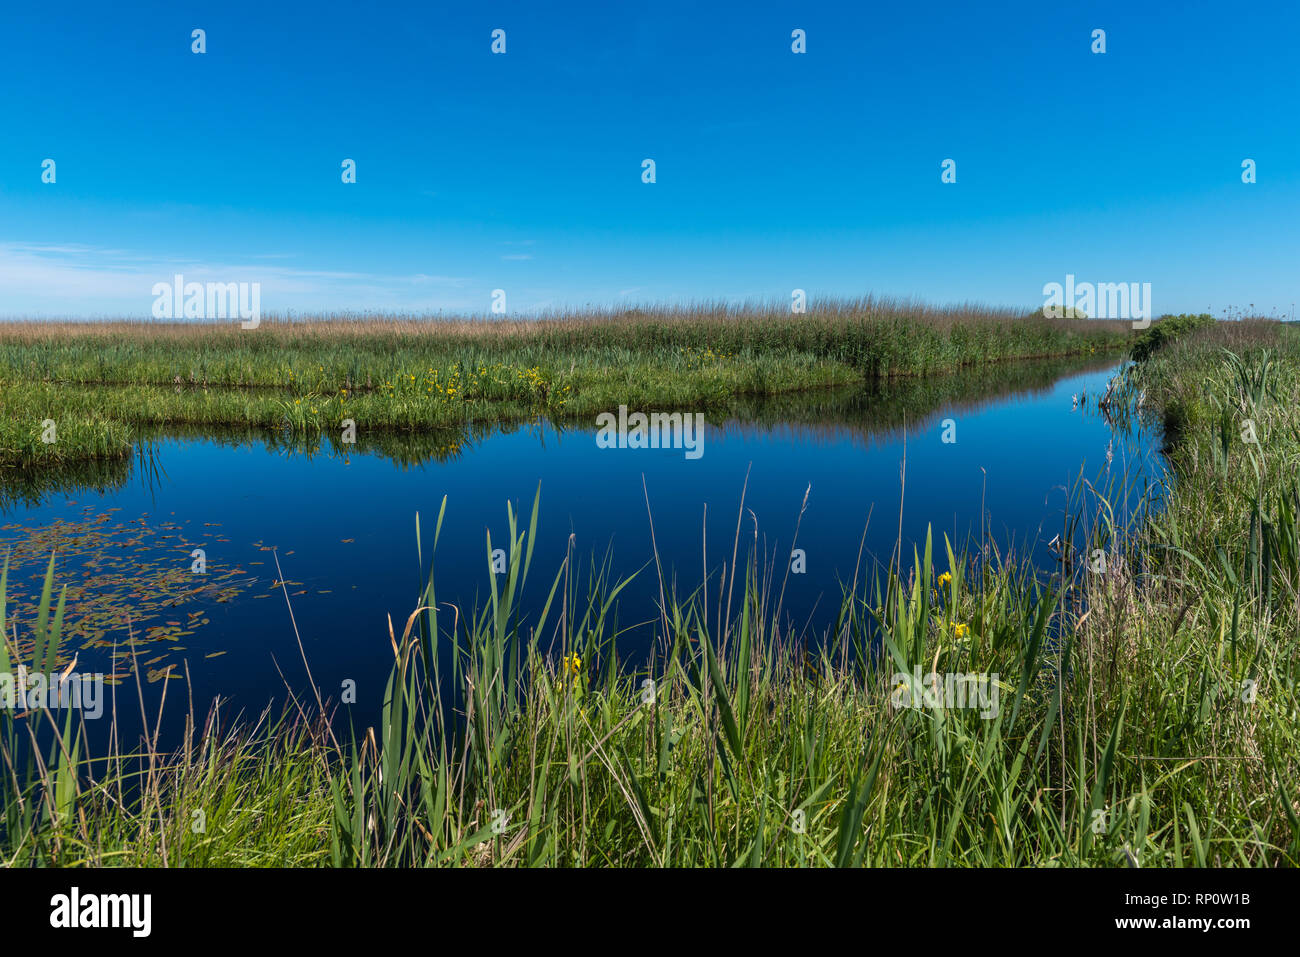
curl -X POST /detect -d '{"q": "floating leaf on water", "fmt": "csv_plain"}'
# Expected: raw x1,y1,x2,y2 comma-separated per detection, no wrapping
0,508,254,677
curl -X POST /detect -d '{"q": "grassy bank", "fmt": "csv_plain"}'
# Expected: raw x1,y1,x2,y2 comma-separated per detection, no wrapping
0,300,1129,469
0,353,1118,511
3,318,1299,867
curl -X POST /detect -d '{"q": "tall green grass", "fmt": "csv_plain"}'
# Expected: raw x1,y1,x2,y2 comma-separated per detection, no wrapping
5,318,1296,867
0,554,335,865
0,300,1129,469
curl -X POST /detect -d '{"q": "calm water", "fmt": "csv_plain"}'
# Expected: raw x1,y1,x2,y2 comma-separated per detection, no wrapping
1,357,1164,740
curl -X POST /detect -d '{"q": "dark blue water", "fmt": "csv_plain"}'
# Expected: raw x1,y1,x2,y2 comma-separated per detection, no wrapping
0,359,1164,740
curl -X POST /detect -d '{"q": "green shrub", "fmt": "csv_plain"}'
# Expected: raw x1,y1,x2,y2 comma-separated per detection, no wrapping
1130,313,1215,361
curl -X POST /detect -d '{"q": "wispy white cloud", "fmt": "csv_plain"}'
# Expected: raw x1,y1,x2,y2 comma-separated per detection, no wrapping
0,242,477,317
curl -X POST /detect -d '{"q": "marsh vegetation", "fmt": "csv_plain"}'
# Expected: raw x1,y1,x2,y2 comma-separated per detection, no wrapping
2,312,1295,867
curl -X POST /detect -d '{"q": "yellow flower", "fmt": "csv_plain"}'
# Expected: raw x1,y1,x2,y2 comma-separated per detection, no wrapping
954,623,969,639
937,572,952,587
563,653,582,677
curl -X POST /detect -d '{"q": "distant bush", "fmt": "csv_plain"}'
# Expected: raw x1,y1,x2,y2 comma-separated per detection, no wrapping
1130,313,1215,361
1036,305,1090,320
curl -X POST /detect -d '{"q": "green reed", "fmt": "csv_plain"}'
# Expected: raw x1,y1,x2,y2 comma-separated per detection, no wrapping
0,300,1129,469
4,317,1297,867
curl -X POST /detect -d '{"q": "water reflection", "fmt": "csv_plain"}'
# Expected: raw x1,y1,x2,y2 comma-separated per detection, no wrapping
2,354,1125,510
0,355,1163,739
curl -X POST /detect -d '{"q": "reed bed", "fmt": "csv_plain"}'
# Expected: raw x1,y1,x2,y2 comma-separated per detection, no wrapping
5,315,1296,868
0,299,1129,470
3,317,1298,867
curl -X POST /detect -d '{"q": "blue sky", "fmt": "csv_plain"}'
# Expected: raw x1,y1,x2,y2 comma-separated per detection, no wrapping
2,0,1297,318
